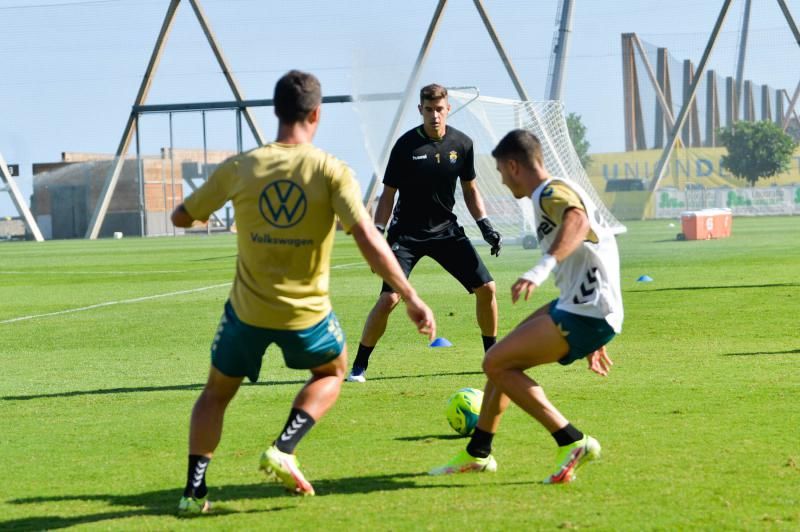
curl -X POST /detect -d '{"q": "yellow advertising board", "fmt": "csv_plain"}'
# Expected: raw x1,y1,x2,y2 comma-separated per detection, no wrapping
586,146,800,190
581,147,800,219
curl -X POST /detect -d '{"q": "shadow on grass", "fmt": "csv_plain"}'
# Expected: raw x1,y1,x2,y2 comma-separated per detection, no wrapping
3,472,465,530
3,484,283,530
0,380,304,402
627,282,799,293
2,370,483,402
395,434,466,441
0,505,276,531
365,370,483,383
723,348,800,356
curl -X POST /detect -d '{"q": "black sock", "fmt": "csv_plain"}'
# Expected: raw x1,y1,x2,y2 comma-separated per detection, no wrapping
275,408,316,454
466,427,494,459
353,343,375,371
482,335,496,353
551,423,584,447
183,455,210,498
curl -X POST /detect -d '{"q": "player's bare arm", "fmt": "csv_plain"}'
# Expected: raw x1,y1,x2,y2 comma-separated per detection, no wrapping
463,178,503,256
350,218,436,339
511,207,590,303
544,207,591,262
373,185,397,233
461,179,488,220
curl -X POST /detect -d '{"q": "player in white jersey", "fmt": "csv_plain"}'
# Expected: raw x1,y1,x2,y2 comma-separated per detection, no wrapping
430,129,623,484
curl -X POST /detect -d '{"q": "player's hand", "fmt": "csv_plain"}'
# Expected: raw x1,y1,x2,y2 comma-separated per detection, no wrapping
477,218,502,257
587,346,613,377
511,278,536,303
403,295,436,341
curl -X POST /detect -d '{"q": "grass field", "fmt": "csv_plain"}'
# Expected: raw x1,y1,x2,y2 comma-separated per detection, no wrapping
1,217,799,530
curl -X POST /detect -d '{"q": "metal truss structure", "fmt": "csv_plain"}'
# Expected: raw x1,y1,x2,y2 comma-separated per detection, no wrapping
84,0,538,238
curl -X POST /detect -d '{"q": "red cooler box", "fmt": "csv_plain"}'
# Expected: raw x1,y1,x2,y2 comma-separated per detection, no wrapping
680,209,732,240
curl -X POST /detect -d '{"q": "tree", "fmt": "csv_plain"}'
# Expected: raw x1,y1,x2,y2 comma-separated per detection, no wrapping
718,120,797,186
566,112,592,170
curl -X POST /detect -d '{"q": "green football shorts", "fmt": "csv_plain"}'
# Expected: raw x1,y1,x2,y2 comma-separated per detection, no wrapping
548,299,616,366
210,300,345,382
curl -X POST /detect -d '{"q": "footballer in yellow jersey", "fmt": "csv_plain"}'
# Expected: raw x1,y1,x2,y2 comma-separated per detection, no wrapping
172,70,435,512
183,142,365,331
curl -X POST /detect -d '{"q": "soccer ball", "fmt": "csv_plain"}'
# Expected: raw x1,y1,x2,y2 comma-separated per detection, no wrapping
445,387,483,436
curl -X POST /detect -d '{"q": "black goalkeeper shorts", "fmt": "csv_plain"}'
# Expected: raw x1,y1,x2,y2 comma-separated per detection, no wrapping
380,226,493,294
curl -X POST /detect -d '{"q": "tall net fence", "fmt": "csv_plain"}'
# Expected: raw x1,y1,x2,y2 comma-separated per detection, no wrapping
353,89,626,245
448,91,626,238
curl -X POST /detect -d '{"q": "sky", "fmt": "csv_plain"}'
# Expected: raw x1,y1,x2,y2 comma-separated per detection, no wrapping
1,0,798,218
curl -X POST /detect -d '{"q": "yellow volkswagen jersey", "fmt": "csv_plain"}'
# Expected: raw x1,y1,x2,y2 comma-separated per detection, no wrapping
183,143,367,330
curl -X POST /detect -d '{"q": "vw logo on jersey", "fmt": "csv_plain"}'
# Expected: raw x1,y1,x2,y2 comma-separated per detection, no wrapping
259,179,307,228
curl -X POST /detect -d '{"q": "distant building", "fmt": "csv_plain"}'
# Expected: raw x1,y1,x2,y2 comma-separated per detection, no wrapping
0,217,25,240
31,149,235,239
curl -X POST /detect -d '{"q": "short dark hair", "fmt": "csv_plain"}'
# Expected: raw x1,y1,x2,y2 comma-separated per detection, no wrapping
491,129,543,169
420,83,448,103
274,70,322,123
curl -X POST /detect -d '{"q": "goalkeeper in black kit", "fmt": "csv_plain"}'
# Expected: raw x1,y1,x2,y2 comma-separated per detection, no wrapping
347,83,502,382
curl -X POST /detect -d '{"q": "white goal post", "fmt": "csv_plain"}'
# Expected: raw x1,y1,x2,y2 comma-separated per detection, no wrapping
354,89,625,248
446,90,626,245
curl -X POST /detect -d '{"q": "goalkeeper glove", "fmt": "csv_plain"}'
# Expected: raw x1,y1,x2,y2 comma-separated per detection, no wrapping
477,218,502,257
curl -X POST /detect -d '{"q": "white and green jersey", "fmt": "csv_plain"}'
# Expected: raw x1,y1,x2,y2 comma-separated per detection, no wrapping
531,177,623,332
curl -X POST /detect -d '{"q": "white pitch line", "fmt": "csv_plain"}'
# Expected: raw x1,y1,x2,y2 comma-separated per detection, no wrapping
1,262,363,325
0,283,231,325
331,261,364,270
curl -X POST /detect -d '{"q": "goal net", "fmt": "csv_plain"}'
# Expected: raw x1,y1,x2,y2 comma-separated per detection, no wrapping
354,89,626,247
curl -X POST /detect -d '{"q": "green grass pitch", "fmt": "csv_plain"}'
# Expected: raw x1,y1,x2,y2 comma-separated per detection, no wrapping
1,217,799,530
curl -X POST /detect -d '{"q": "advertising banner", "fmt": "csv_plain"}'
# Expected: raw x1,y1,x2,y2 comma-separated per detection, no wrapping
584,147,800,219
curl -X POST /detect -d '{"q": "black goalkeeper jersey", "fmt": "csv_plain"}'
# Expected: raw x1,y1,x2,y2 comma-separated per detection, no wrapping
383,125,475,239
